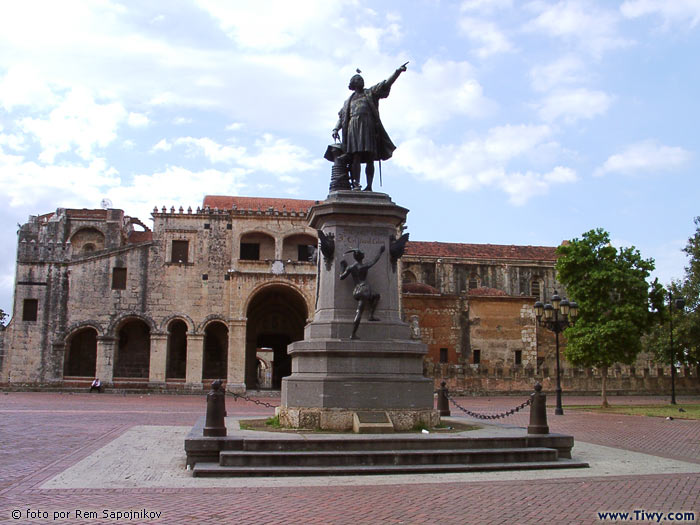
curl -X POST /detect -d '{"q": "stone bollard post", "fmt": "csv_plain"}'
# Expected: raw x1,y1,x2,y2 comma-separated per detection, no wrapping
203,379,227,437
527,382,549,435
437,381,451,417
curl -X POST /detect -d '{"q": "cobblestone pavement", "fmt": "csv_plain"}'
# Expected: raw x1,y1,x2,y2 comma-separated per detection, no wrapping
1,392,698,524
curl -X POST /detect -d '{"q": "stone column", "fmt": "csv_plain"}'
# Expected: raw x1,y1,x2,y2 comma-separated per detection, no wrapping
96,336,116,384
226,318,247,392
148,332,168,384
185,333,204,388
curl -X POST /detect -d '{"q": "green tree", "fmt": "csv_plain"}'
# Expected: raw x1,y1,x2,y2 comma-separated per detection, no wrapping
645,217,700,370
556,229,660,406
0,308,7,327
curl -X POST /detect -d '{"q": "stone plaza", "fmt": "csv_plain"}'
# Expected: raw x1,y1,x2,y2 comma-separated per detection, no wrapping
1,391,698,524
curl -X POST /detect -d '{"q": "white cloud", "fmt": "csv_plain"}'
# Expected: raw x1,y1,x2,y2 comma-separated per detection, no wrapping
499,166,577,205
459,17,514,58
151,139,172,152
175,137,244,164
0,132,26,152
173,134,320,174
127,112,150,127
530,56,587,92
384,59,495,138
173,117,192,125
537,88,612,123
0,153,120,208
594,140,692,177
226,122,244,131
461,0,513,12
525,0,632,56
106,165,248,221
0,65,60,111
18,87,127,162
621,0,700,29
195,0,347,51
393,123,576,204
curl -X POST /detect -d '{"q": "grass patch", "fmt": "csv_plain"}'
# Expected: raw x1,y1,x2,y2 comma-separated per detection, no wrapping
265,415,281,428
566,404,700,420
237,418,480,433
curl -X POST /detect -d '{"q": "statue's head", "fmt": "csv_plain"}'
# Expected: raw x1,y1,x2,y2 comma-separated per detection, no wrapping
348,74,364,90
353,250,365,262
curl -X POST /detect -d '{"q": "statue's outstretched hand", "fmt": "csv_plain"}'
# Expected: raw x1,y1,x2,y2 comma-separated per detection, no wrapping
398,61,408,73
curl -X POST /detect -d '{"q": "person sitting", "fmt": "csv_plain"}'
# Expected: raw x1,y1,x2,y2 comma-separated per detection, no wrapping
90,378,102,393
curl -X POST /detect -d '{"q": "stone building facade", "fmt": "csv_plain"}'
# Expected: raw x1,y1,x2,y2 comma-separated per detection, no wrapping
1,195,697,394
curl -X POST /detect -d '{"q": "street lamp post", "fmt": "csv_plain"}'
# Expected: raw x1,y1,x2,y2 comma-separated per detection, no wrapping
534,291,578,416
668,292,686,405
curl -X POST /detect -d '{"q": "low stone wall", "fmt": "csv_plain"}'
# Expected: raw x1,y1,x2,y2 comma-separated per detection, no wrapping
427,363,700,396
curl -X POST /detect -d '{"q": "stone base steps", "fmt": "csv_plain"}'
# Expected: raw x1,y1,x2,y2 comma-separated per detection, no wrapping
193,458,589,477
185,416,588,477
218,447,558,467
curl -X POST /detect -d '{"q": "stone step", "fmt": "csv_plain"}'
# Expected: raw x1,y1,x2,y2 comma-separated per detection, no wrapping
193,459,590,477
237,435,572,453
219,447,558,467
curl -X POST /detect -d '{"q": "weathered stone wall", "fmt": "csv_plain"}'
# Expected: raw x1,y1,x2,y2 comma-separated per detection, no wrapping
402,293,463,364
427,362,700,396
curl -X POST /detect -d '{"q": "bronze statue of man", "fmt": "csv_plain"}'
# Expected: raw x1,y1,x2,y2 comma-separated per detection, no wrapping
332,64,407,191
340,245,386,339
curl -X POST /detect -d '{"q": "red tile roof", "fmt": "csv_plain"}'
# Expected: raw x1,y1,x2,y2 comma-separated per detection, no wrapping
128,231,153,243
402,282,441,295
203,196,318,213
405,241,558,261
468,287,509,297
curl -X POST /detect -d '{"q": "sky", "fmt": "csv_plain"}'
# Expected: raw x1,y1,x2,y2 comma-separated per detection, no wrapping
1,0,699,318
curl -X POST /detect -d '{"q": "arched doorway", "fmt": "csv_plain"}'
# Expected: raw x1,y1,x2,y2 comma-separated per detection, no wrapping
64,328,97,377
203,321,228,381
166,319,187,379
245,285,308,389
114,319,151,378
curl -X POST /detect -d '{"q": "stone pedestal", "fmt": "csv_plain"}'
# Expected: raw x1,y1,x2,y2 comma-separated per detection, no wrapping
280,191,436,431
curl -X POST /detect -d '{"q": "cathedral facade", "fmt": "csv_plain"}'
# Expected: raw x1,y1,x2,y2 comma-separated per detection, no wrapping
1,195,693,394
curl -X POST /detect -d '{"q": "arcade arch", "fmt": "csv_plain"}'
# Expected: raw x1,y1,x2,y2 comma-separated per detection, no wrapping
63,327,97,377
202,321,228,381
113,318,151,378
245,285,308,389
166,319,188,379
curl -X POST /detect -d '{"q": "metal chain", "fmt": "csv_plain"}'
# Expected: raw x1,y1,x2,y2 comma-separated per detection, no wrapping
446,392,531,420
226,390,279,409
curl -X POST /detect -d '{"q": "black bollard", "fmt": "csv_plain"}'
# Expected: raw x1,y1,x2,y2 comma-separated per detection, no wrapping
437,381,451,417
527,382,549,435
203,379,227,437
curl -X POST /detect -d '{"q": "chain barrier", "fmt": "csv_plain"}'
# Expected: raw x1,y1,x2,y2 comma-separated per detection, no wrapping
446,392,531,420
226,390,279,409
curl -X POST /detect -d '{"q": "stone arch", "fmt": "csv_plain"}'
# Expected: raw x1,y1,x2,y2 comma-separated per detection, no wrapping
63,327,98,377
244,283,308,389
107,313,157,338
166,319,188,380
70,227,106,254
113,317,151,378
402,270,417,283
281,232,317,262
239,230,276,260
160,314,195,334
202,321,228,381
64,320,105,339
196,314,228,334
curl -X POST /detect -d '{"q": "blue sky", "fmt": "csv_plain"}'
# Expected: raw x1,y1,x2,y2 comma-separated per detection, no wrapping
1,0,699,317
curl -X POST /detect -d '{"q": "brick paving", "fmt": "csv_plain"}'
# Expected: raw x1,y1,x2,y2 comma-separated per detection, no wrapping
0,392,698,524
